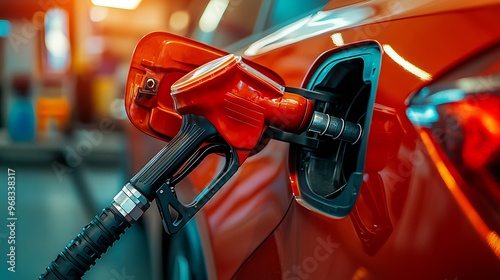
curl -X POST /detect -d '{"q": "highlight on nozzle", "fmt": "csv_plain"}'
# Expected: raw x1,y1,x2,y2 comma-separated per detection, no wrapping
172,54,237,93
238,58,284,93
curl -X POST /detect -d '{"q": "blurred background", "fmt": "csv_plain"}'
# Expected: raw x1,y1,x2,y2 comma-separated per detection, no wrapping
0,0,328,279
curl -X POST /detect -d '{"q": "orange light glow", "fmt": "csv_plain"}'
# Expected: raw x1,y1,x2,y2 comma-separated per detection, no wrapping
91,0,142,10
169,11,190,33
420,129,500,259
198,0,229,33
89,6,109,22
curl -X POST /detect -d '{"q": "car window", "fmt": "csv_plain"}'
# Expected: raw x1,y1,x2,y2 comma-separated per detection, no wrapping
194,0,329,48
212,0,265,47
267,0,330,28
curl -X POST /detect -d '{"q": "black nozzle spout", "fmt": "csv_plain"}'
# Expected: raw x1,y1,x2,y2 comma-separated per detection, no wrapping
308,111,362,144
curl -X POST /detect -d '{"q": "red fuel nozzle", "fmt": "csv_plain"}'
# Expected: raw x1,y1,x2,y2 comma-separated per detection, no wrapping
39,49,364,280
171,54,314,163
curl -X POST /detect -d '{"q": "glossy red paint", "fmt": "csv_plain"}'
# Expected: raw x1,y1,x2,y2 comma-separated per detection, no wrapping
171,54,313,164
228,2,500,279
124,32,284,142
187,140,293,280
124,32,312,279
127,0,500,279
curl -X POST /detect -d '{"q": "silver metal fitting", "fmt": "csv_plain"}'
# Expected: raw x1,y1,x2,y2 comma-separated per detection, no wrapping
145,78,156,90
308,111,363,145
112,183,150,223
308,111,330,135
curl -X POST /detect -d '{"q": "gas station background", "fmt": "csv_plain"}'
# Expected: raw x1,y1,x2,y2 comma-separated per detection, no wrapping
0,1,328,279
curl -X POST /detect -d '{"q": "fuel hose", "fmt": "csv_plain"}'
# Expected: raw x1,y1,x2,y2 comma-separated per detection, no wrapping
39,115,218,279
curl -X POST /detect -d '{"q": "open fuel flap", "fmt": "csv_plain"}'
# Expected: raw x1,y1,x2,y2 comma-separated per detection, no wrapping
290,42,381,217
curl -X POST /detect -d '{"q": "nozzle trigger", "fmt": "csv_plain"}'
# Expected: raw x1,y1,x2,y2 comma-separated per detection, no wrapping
155,143,239,235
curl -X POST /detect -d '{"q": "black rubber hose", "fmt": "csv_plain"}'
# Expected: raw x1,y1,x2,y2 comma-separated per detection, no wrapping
39,206,131,280
39,115,219,279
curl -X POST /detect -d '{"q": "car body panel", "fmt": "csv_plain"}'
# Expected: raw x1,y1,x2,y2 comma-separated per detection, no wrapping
186,140,294,280
323,0,500,19
181,1,500,279
244,0,500,57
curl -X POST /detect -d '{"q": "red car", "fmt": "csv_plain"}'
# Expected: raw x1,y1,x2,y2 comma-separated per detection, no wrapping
40,0,500,279
146,0,500,279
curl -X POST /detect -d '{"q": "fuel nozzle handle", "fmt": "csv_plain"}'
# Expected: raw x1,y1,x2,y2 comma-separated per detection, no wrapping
40,52,362,280
171,54,314,161
172,53,362,149
308,111,363,144
39,115,226,279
